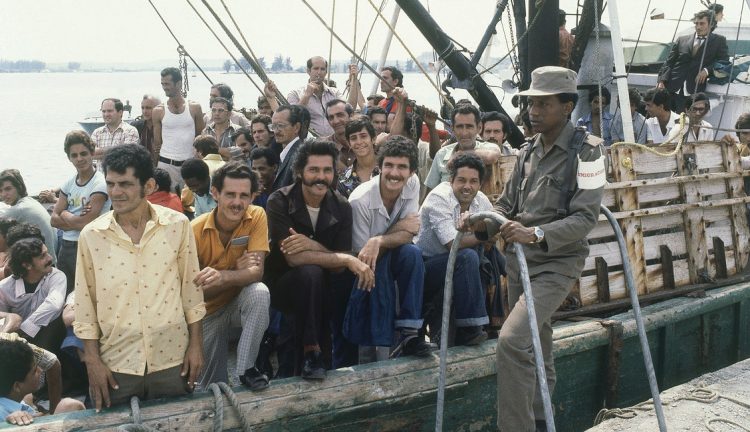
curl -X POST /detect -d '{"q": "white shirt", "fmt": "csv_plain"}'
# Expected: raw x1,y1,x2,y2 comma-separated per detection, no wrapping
666,119,714,143
646,111,681,144
0,269,66,337
280,137,300,164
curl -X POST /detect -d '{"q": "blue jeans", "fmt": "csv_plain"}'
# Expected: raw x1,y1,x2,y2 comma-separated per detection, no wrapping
424,248,489,327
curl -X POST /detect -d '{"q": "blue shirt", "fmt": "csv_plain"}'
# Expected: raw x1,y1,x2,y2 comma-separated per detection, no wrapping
576,111,613,146
0,397,35,419
193,180,217,218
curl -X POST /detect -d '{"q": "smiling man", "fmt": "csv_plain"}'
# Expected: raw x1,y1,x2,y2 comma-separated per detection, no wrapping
346,136,431,358
324,99,355,171
265,141,371,379
50,131,111,294
74,144,205,412
191,162,270,390
415,153,493,346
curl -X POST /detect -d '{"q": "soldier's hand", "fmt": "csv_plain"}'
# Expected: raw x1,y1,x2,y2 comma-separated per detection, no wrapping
499,221,536,244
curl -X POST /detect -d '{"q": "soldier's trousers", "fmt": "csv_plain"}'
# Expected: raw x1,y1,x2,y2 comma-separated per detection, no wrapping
496,255,577,432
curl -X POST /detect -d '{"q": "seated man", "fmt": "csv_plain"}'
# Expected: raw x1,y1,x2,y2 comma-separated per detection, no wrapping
415,153,492,345
0,337,83,426
644,87,681,144
346,136,431,357
181,158,217,218
0,238,66,354
265,141,372,379
147,168,184,213
0,170,57,265
191,162,271,390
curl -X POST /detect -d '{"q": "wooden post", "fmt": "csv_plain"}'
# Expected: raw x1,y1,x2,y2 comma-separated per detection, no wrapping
677,142,710,284
659,245,675,290
719,140,750,272
595,257,610,303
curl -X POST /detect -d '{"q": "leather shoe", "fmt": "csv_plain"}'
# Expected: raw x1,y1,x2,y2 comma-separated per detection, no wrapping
302,350,326,380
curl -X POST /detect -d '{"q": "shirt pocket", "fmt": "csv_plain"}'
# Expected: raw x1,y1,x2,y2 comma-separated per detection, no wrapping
539,174,565,215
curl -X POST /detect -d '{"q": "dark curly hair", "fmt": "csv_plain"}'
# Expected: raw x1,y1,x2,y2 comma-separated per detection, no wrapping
293,141,338,182
212,161,258,194
9,237,46,278
102,144,154,186
449,153,486,183
64,130,96,156
378,135,418,172
5,222,44,248
0,339,35,396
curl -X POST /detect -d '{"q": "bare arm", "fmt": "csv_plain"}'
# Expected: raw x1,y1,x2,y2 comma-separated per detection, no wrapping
193,251,266,300
264,81,281,113
424,109,442,158
346,64,360,108
388,88,408,138
57,194,107,231
50,194,71,230
191,102,205,136
152,106,164,159
46,359,62,413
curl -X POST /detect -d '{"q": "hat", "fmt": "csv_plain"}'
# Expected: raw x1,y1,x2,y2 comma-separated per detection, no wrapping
518,66,578,96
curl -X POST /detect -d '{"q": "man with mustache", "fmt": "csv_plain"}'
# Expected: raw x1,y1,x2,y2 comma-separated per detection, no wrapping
324,99,355,172
415,153,493,346
265,141,372,379
0,238,66,355
191,162,271,390
481,111,518,155
51,131,111,295
345,136,432,358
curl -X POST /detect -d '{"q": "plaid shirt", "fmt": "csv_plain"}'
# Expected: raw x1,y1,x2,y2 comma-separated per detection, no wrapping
91,121,140,149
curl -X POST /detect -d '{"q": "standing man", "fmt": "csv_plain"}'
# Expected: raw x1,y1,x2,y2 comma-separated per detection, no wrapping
270,105,309,191
192,162,270,390
153,67,205,192
610,87,648,144
378,66,405,120
368,107,389,135
415,153,492,346
204,97,242,153
466,66,604,431
50,131,111,294
644,87,681,144
346,136,431,357
74,144,205,411
324,99,356,171
667,92,714,143
558,10,575,68
265,141,371,378
658,9,728,112
133,95,161,165
91,98,140,163
287,56,357,137
203,83,250,128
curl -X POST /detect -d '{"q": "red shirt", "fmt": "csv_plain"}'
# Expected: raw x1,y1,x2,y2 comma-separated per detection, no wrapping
147,191,184,213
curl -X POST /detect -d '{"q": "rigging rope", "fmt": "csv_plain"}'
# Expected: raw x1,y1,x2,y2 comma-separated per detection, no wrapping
219,0,264,73
328,0,336,84
354,0,387,84
477,0,547,77
145,0,213,85
364,0,453,109
185,0,265,95
609,113,689,157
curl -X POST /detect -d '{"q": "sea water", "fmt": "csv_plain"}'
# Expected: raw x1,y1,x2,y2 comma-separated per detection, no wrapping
0,70,513,194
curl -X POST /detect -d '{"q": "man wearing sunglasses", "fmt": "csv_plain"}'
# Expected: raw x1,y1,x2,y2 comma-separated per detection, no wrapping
667,92,714,144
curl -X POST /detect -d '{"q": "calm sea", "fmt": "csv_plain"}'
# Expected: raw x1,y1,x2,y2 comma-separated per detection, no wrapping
0,70,512,194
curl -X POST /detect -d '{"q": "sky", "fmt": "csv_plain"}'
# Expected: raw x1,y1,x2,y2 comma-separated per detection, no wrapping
0,0,746,68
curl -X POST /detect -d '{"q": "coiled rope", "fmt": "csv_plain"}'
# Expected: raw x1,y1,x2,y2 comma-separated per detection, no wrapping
116,382,251,432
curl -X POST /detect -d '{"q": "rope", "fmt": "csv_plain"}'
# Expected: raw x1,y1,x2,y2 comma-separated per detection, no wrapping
145,0,213,85
609,113,689,157
184,0,265,96
364,0,453,109
116,397,156,431
355,0,387,84
219,0,264,74
713,0,746,141
594,386,750,430
208,382,253,432
477,0,547,77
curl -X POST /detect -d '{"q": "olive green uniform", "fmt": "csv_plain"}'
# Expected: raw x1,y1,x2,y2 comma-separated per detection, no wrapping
494,122,604,431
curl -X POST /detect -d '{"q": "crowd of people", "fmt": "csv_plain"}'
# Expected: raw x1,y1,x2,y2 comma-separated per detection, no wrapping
0,4,747,430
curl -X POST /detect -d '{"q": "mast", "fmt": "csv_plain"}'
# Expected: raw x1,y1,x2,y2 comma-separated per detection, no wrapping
513,0,529,89
527,0,560,73
369,5,401,96
394,0,525,146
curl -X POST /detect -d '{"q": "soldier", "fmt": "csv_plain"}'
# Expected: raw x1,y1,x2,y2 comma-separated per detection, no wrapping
466,66,605,432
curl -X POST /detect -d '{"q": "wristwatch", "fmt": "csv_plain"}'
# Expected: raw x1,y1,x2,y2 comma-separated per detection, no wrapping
532,226,545,244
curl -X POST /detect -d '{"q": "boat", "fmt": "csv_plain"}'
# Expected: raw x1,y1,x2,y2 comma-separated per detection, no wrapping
13,1,750,431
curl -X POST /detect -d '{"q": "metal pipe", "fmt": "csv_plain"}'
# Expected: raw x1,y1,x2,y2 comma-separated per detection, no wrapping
607,0,636,142
435,211,556,431
435,225,463,432
599,205,667,431
469,0,508,69
370,5,401,96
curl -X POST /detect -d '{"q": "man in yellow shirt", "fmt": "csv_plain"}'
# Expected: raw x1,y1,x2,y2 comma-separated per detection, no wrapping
74,144,206,412
191,162,271,390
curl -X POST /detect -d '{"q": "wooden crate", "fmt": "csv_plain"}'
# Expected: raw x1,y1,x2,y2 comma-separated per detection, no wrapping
578,141,750,306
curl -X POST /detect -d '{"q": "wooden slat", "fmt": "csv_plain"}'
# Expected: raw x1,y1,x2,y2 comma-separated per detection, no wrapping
679,143,710,284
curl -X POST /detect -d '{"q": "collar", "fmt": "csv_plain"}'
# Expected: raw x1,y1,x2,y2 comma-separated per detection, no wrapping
529,122,576,156
89,201,165,232
13,272,51,298
203,154,223,162
106,121,124,133
201,206,254,233
282,182,341,230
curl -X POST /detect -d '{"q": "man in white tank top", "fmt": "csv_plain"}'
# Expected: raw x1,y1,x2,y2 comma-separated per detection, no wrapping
153,67,205,193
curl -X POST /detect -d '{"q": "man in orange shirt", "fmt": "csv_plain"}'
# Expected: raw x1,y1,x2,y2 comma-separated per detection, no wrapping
191,162,271,390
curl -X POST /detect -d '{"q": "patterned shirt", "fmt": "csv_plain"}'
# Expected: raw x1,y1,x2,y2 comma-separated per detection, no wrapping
337,162,380,198
0,332,58,371
91,121,140,150
425,141,499,189
74,203,205,375
0,269,66,337
415,182,493,257
203,122,241,149
287,85,342,137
